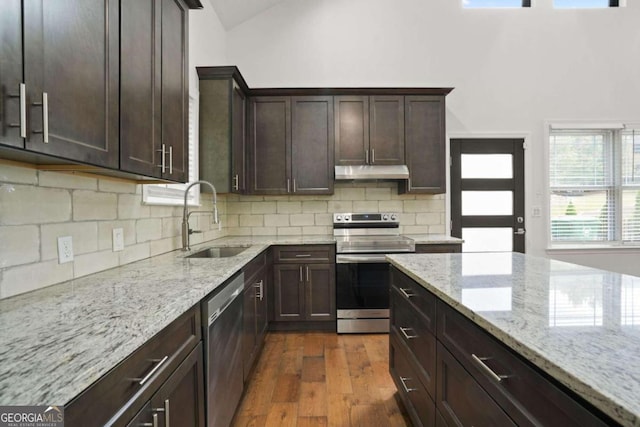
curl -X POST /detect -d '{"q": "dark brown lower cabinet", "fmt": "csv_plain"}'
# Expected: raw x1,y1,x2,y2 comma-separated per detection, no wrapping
243,263,268,380
273,263,335,322
436,342,515,427
389,267,617,427
128,343,205,427
390,333,436,427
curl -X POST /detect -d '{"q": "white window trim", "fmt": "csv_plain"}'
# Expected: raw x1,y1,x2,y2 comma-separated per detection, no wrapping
142,90,201,207
544,120,640,251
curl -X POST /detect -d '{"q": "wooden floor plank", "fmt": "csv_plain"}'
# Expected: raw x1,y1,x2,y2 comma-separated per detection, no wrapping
298,381,328,417
298,416,328,427
264,402,298,427
325,347,353,394
303,333,325,356
271,373,301,403
302,356,326,382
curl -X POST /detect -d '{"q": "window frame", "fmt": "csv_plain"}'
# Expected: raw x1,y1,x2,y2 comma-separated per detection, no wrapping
463,0,531,8
553,0,619,8
545,121,640,250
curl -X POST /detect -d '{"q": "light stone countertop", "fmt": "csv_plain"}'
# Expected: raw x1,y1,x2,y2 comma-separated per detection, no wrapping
386,252,640,427
0,233,459,407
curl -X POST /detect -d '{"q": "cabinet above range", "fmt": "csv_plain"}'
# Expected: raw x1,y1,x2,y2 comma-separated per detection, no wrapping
197,66,453,195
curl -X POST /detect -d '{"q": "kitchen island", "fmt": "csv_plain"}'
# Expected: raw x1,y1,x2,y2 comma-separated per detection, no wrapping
387,252,640,426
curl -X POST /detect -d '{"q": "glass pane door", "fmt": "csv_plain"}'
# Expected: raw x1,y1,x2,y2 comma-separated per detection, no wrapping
451,139,525,253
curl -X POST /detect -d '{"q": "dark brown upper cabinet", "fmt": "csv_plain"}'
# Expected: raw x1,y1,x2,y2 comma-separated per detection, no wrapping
121,0,189,182
399,95,447,194
248,96,291,194
248,96,334,195
0,1,24,149
21,0,120,168
197,66,249,193
291,96,334,194
335,95,404,166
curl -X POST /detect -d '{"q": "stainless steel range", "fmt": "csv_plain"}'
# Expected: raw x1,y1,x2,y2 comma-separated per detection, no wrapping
334,213,415,333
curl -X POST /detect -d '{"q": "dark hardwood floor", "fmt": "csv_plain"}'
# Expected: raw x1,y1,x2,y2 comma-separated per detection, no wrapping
232,332,411,427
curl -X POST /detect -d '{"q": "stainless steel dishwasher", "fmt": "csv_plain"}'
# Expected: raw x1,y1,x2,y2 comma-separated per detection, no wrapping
202,272,244,427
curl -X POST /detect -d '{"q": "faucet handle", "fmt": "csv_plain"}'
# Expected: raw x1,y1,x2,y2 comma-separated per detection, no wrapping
189,229,203,235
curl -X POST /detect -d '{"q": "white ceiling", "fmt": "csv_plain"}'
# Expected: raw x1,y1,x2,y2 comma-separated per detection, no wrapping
207,0,286,30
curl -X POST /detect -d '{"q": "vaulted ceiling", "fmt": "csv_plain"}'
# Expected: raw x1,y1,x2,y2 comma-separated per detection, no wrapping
208,0,286,30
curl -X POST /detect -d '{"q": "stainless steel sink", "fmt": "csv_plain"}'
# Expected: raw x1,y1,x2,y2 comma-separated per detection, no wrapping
186,246,249,258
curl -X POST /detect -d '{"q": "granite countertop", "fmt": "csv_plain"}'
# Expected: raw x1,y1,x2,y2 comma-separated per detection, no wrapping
386,252,640,427
0,235,335,406
403,234,463,245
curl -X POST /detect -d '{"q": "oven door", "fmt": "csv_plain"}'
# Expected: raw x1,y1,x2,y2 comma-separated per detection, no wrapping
336,254,390,312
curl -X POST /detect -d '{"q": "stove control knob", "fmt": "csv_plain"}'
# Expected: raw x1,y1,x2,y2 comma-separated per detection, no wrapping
344,215,351,221
382,214,389,221
335,215,342,221
390,214,397,221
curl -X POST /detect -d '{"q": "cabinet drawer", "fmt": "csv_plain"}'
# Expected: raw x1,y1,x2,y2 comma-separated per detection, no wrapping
390,288,436,399
272,244,335,263
65,305,201,426
244,250,267,285
437,342,516,427
437,301,610,427
390,334,436,427
391,267,435,332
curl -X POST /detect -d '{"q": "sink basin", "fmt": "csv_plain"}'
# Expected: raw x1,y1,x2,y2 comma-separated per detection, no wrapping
186,246,249,258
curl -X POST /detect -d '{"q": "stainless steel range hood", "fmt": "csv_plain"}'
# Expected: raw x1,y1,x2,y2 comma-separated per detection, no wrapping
334,165,410,180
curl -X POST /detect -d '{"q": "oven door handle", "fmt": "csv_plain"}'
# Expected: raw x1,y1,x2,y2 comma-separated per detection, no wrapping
336,254,388,264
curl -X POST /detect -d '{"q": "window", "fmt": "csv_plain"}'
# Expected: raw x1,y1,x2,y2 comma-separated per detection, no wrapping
143,91,200,206
463,0,531,7
548,124,640,245
554,0,619,8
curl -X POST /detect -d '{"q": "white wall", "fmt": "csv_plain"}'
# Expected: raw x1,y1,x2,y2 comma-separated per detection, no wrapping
222,0,640,274
189,2,228,93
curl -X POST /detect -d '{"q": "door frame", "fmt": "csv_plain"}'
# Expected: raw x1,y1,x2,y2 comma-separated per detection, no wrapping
447,133,529,253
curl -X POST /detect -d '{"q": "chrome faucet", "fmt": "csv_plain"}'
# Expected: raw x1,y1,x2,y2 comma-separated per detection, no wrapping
182,180,219,251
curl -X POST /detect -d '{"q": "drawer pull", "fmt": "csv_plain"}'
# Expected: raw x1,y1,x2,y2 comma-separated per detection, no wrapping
399,327,418,340
471,354,509,383
399,288,416,298
399,376,417,393
153,413,159,427
153,399,170,427
295,254,312,258
133,355,169,386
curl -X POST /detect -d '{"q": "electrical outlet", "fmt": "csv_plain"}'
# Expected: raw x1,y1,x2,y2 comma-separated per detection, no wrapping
57,236,74,264
112,228,124,252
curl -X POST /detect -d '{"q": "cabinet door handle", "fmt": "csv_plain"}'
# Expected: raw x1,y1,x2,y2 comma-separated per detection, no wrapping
168,145,173,175
7,83,27,138
371,148,375,163
233,174,239,191
399,327,418,340
287,178,291,193
365,149,369,164
254,280,263,301
31,92,49,143
19,83,26,138
399,376,416,393
293,178,296,193
132,355,168,385
152,399,170,427
299,266,303,282
398,288,415,299
471,354,509,383
295,254,311,258
157,144,166,173
152,413,159,427
306,265,309,282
